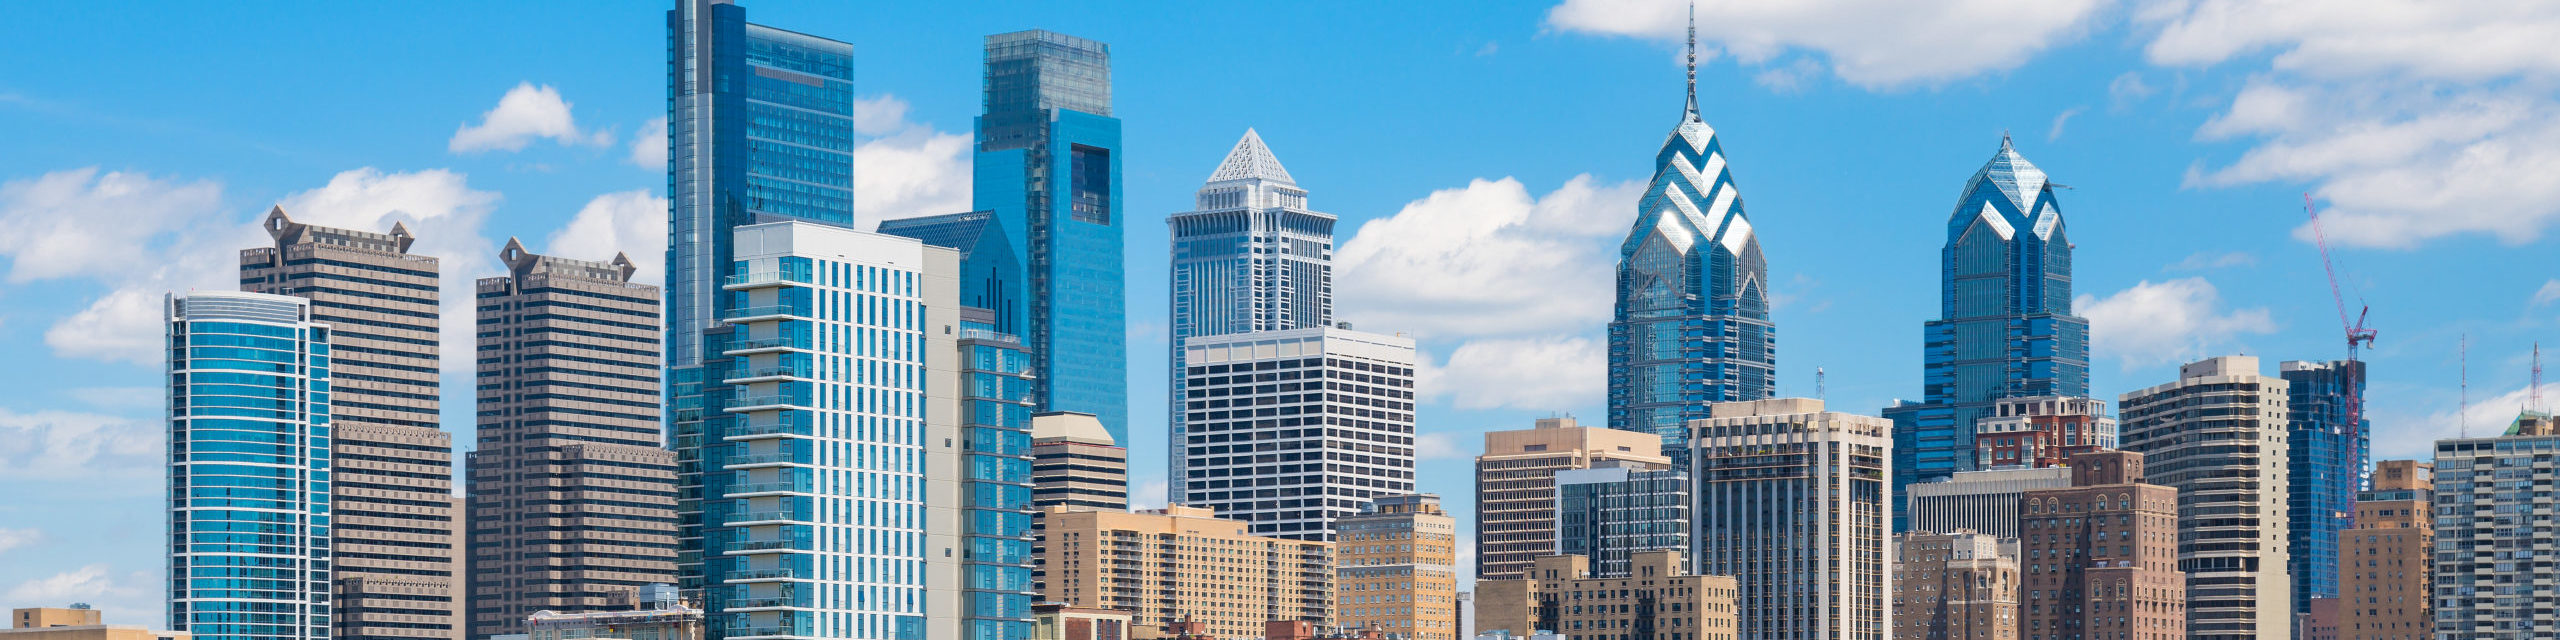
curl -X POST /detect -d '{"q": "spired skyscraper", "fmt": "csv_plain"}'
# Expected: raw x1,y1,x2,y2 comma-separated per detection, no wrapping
1606,21,1775,450
1887,136,2091,528
1165,128,1335,482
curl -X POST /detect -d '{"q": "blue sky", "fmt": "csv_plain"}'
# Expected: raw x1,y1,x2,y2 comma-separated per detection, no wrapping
5,0,2558,619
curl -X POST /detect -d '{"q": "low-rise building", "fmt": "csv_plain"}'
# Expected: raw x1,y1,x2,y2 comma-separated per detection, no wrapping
1039,505,1331,638
4,607,188,640
1893,530,2020,640
1476,550,1738,640
1031,604,1130,640
1335,494,1459,640
524,601,702,640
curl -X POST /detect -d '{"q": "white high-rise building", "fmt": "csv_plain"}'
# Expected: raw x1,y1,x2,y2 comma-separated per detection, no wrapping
1686,398,1893,640
1176,326,1415,541
1167,129,1336,483
2118,355,2292,640
166,292,334,640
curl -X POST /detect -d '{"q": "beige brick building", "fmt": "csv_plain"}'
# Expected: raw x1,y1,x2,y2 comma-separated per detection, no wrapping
465,240,677,638
1473,417,1667,581
240,206,461,640
1893,530,2019,640
2339,460,2432,640
2018,450,2184,640
5,607,187,640
1335,494,1458,639
1476,550,1737,640
1038,505,1331,638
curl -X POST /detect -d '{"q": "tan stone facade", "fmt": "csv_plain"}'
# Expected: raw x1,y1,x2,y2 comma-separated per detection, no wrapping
2340,460,2432,640
240,206,460,640
1334,494,1458,639
1894,530,2020,640
1030,412,1127,595
1038,505,1331,638
465,240,676,639
1473,417,1667,581
2018,451,2184,640
1476,551,1737,640
5,607,188,640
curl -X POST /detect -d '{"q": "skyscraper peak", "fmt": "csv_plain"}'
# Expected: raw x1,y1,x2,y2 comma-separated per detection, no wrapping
1206,128,1296,186
1963,135,2051,231
1684,1,1698,120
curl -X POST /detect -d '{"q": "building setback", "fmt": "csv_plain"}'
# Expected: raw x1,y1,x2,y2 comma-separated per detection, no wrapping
1176,326,1417,541
2118,356,2291,640
238,207,460,640
2284,359,2370,622
1473,417,1668,582
465,241,675,639
1892,530,2020,640
2429,413,2560,640
1907,467,2073,541
2339,460,2430,640
1038,506,1331,638
1475,550,1739,640
1555,466,1692,578
1334,494,1459,640
2018,451,2185,640
1687,398,1892,640
165,292,332,640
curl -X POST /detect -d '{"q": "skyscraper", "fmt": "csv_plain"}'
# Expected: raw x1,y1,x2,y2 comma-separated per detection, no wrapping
239,207,461,640
1167,128,1335,484
1175,326,1417,541
973,30,1127,443
1334,494,1459,640
1687,398,1892,640
949,320,1039,640
2430,412,2560,640
165,292,333,640
466,240,676,639
1027,412,1124,596
1607,20,1776,450
2283,359,2370,621
2119,356,2292,640
1889,137,2091,528
1554,467,1691,579
1471,417,1668,582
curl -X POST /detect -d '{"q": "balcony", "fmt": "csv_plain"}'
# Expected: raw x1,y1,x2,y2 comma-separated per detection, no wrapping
725,625,811,639
727,538,811,554
727,596,806,610
723,452,804,469
724,364,813,385
723,271,811,290
722,336,809,356
725,480,810,496
726,419,812,440
724,395,808,413
724,510,806,526
722,304,809,324
723,568,798,584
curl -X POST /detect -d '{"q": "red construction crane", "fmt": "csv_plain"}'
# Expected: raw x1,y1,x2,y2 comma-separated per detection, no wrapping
2304,194,2376,434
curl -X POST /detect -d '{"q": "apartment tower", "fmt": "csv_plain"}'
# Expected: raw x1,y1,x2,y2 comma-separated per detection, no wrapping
1475,551,1739,640
1473,417,1668,581
1334,494,1459,640
952,321,1040,640
238,207,460,640
2339,460,2430,640
2118,356,2291,640
1176,326,1417,541
1028,412,1124,594
165,292,332,640
2429,413,2560,640
1687,398,1892,639
1038,506,1331,638
465,240,676,639
2018,450,2185,640
1892,530,2020,640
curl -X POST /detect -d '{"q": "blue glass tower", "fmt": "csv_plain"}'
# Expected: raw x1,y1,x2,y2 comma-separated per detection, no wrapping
955,324,1037,640
1888,136,2090,529
166,292,333,640
666,0,858,599
1605,29,1776,451
2282,358,2369,622
972,30,1127,444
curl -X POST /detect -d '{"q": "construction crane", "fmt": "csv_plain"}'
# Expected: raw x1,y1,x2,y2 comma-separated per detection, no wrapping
2304,194,2377,438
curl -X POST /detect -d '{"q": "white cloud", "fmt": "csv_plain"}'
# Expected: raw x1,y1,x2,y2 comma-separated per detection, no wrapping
1337,175,1639,338
0,408,158,479
629,117,668,169
0,168,221,284
5,565,153,625
67,387,157,411
2048,106,2086,142
1413,432,1469,461
853,96,973,226
545,190,669,284
2108,71,2156,108
47,288,177,365
2534,279,2560,306
2165,250,2256,271
448,83,608,153
852,96,912,137
1131,479,1168,511
276,169,502,384
2374,384,2541,460
0,528,40,554
1419,336,1608,411
1546,0,2108,89
2075,278,2276,369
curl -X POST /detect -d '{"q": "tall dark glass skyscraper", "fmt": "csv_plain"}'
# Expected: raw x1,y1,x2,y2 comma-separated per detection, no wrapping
1606,34,1775,451
2282,358,2369,623
1888,137,2090,528
972,30,1127,444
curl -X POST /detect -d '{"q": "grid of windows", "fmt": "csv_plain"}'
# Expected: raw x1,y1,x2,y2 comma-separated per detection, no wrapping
1178,328,1417,541
168,293,334,640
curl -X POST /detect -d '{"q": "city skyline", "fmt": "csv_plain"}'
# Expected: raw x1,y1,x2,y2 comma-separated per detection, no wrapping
5,1,2560,626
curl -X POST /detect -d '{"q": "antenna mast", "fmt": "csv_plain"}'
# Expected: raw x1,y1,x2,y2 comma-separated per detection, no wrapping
2460,334,2470,438
1683,1,1698,116
2535,342,2545,413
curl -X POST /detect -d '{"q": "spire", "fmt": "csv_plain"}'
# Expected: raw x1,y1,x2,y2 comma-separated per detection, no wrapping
1205,128,1297,186
1684,2,1698,118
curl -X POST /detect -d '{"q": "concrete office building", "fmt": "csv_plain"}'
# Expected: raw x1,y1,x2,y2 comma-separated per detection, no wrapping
2339,460,2430,640
165,293,332,640
1028,412,1124,596
2430,413,2560,640
2118,356,2291,640
1908,467,2072,540
1167,129,1336,484
1687,398,1892,640
8,607,189,640
1335,494,1459,640
1971,396,2115,470
1475,551,1738,640
1555,467,1691,578
465,241,676,639
238,207,460,640
1892,530,2020,640
1038,506,1331,638
1176,326,1417,541
1473,418,1668,581
2018,451,2184,640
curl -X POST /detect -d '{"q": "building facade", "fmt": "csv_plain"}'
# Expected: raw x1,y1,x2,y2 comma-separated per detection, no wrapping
973,29,1128,444
952,325,1039,640
1892,530,2019,640
1027,412,1124,596
1334,494,1459,640
466,241,677,639
1687,399,1891,640
1970,396,2115,470
238,207,461,640
1475,551,1738,640
165,292,333,640
1175,326,1417,541
1555,467,1691,579
2339,460,2430,640
2430,418,2560,640
1167,128,1335,484
2283,359,2370,622
1037,506,1331,638
2017,451,2185,640
9,607,190,640
1907,467,2072,541
1473,418,1669,581
2118,356,2291,640
525,602,703,640
1607,36,1776,448
1029,605,1128,640
1889,138,2091,531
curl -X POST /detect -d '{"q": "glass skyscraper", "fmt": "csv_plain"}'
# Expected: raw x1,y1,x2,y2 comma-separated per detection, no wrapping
166,292,334,640
972,30,1127,444
1888,136,2090,529
1606,48,1776,451
954,325,1038,640
1554,467,1691,579
2282,358,2369,621
1166,128,1335,483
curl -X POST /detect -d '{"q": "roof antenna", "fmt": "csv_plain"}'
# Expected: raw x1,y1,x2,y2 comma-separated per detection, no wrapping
1684,1,1698,117
2460,333,2470,438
